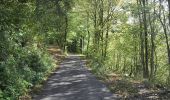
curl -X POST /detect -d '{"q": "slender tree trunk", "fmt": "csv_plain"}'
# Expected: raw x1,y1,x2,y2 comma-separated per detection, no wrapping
104,0,111,59
116,53,120,70
149,0,156,79
129,59,134,77
87,30,90,55
158,1,170,82
99,0,104,57
93,0,99,52
150,24,155,79
104,25,109,59
137,0,146,78
154,50,158,74
123,57,126,73
63,14,68,52
142,0,149,78
86,12,90,56
160,21,170,64
80,36,83,53
167,0,170,25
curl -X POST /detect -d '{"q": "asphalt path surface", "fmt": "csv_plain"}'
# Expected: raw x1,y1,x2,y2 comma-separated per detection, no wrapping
33,55,118,100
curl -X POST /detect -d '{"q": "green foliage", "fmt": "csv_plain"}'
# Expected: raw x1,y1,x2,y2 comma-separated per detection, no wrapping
0,56,29,99
0,46,55,99
78,0,170,90
1,0,170,99
0,0,69,99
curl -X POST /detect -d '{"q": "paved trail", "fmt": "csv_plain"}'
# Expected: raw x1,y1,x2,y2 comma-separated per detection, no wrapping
33,55,118,100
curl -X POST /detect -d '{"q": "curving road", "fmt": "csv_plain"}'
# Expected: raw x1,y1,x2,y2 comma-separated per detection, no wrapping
33,55,119,100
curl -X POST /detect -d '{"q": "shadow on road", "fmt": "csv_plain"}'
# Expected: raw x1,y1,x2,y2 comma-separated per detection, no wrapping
33,55,119,100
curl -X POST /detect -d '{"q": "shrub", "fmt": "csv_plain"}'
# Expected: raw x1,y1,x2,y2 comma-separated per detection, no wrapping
0,56,29,99
0,46,56,99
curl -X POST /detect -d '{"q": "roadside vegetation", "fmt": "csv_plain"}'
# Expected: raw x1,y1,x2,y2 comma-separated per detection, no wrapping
1,0,170,99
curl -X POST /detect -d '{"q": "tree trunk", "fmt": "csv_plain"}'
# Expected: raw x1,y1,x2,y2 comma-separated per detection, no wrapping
104,25,109,59
137,0,146,78
167,0,170,25
104,0,111,59
99,0,104,57
63,14,68,52
158,1,170,83
148,0,156,79
86,12,90,56
142,0,149,78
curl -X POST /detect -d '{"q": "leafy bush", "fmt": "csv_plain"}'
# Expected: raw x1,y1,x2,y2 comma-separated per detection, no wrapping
0,46,56,99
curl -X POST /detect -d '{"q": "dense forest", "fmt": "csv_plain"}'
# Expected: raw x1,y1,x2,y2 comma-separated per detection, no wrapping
1,0,170,99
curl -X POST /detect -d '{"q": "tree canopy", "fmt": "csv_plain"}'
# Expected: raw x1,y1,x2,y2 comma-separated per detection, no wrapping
0,0,170,99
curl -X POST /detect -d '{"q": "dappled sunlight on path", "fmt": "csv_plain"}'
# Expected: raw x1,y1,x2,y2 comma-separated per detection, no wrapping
33,55,119,100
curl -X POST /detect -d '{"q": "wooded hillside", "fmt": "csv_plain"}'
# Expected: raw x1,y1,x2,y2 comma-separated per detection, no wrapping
0,0,170,99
